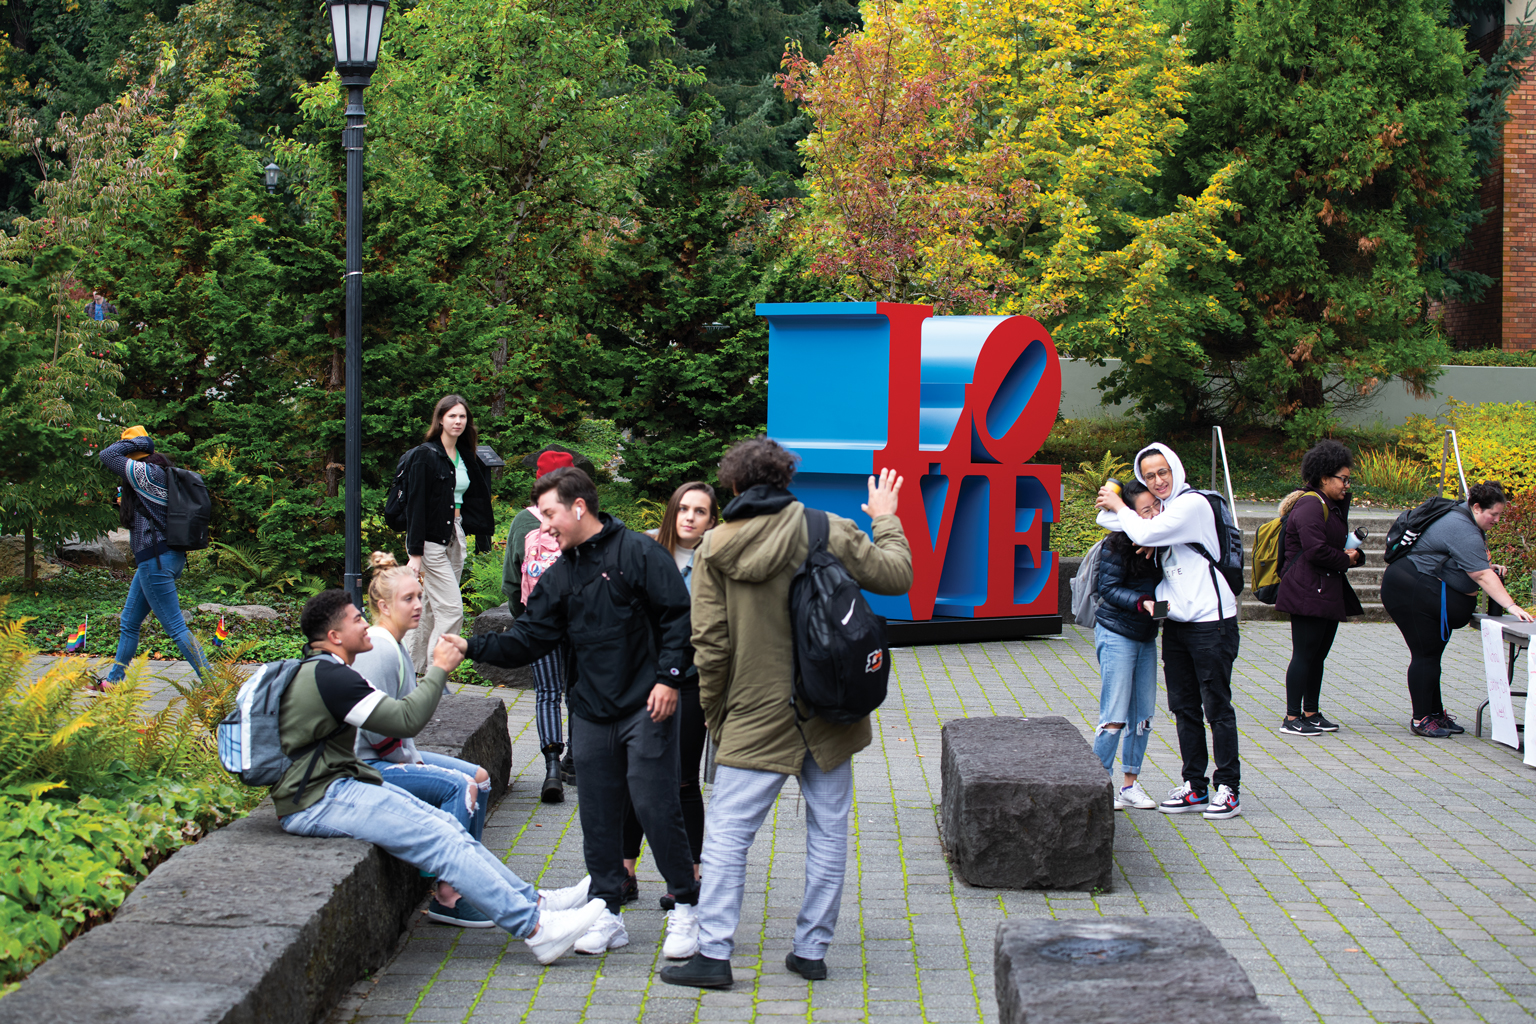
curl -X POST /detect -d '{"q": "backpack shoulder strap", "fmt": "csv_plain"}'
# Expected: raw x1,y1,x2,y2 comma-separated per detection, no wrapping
804,507,830,559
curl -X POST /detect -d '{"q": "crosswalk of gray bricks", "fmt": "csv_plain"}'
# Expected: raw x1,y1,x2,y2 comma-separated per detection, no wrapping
308,622,1536,1024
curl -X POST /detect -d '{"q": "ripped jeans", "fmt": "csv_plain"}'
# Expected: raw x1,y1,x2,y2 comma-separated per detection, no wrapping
1092,622,1159,776
363,752,488,841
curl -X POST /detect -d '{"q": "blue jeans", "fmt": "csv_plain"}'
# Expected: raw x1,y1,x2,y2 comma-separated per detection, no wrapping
364,752,487,841
1092,622,1158,776
697,754,853,961
280,778,540,937
108,551,210,682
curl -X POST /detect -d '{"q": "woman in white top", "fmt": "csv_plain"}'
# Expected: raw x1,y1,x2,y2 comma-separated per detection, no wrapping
355,552,495,927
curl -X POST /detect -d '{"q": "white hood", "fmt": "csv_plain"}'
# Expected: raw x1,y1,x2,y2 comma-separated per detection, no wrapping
1133,442,1187,500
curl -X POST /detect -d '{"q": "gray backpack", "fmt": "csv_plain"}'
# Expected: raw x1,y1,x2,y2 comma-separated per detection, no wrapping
1068,538,1107,629
217,655,340,799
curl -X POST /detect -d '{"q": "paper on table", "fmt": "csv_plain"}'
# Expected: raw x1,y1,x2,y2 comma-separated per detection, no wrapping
1526,641,1536,767
1482,618,1520,749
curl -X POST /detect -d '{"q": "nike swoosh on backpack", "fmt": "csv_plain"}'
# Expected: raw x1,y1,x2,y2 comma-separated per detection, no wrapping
842,600,856,626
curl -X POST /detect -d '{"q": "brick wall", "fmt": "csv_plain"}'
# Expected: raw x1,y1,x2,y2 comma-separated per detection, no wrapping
1440,25,1536,352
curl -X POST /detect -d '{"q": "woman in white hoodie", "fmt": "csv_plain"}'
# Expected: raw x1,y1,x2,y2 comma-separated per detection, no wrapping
1096,443,1243,822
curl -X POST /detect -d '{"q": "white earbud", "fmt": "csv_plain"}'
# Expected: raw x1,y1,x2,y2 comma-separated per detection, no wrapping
576,508,583,520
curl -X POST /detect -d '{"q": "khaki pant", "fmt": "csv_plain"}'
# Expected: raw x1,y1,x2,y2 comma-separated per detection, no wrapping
405,518,465,673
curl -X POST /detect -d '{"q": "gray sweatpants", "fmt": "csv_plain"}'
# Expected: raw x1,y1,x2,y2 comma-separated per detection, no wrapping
697,753,854,961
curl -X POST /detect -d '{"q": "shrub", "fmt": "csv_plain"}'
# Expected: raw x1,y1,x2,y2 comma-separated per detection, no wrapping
1064,450,1133,502
1489,488,1536,609
1054,493,1108,558
1353,446,1435,498
1400,399,1536,500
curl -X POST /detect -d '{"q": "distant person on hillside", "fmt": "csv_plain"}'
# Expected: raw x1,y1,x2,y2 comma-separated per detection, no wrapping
1381,481,1532,738
95,426,210,690
1274,440,1364,737
277,589,605,963
82,289,117,330
1090,478,1164,811
353,552,494,928
1097,443,1243,821
500,446,586,803
402,395,494,674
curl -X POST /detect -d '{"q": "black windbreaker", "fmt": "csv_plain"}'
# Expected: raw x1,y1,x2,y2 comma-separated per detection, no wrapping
465,514,693,723
404,439,495,556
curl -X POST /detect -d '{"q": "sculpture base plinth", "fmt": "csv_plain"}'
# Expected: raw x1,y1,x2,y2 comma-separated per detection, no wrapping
888,615,1061,647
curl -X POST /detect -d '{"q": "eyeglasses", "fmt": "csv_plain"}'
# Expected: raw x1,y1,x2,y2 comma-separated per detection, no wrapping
1143,468,1173,482
1327,474,1352,485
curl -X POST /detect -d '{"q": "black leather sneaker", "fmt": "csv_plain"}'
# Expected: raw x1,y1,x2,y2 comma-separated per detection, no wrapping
1304,712,1339,732
660,952,733,989
1278,716,1321,737
785,952,827,980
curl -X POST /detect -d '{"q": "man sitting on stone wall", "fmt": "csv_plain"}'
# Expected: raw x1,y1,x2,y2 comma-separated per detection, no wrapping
275,589,605,964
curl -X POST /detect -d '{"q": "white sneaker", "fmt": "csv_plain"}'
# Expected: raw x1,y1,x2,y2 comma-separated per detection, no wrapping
538,875,591,912
662,902,700,960
525,898,606,965
1119,780,1156,810
573,909,629,954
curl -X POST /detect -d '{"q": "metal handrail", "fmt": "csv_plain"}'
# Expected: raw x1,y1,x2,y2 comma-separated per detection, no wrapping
1440,429,1469,500
1211,425,1241,620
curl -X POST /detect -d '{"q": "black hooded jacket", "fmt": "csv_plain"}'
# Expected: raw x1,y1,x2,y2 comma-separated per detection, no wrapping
404,439,494,556
465,514,694,723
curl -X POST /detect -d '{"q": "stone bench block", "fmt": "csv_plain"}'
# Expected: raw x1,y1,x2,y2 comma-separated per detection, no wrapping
940,716,1112,891
0,691,512,1024
470,604,534,688
995,918,1282,1024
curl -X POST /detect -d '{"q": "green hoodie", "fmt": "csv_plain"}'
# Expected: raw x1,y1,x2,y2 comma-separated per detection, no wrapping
692,500,911,776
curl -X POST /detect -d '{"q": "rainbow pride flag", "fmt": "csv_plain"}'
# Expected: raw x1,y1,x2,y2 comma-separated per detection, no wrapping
64,618,87,653
213,616,229,648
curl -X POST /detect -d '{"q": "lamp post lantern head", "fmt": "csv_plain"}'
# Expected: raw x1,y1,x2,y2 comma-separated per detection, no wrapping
264,162,281,192
327,0,389,86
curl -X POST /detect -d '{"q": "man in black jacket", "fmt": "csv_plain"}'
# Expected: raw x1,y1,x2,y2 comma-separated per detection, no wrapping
446,467,701,960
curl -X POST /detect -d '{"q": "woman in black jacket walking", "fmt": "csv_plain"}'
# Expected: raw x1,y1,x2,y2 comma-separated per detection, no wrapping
402,395,495,673
1275,440,1364,736
1093,479,1165,811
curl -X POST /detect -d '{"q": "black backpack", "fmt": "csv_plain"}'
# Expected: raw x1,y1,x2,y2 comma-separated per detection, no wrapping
1384,497,1467,564
383,445,427,532
1187,489,1246,600
164,467,212,551
789,508,891,726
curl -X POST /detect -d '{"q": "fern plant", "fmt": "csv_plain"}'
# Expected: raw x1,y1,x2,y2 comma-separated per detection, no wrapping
1064,449,1133,501
461,552,509,616
206,540,301,598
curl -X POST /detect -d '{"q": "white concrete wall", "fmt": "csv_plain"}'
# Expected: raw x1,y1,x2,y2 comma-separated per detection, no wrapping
1057,359,1536,426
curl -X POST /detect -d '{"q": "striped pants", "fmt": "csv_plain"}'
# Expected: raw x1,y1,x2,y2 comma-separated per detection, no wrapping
530,641,569,754
697,753,854,961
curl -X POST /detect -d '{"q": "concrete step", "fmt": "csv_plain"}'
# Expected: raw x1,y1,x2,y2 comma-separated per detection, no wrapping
1241,601,1391,623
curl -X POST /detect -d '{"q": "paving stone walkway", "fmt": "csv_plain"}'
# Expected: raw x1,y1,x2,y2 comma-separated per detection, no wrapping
64,619,1536,1024
312,621,1536,1024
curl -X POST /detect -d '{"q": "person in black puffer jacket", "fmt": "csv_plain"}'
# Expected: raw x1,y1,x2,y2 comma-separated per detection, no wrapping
1092,479,1165,811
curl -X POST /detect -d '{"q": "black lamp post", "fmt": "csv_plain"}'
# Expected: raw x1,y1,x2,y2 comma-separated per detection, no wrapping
327,0,388,607
264,162,281,193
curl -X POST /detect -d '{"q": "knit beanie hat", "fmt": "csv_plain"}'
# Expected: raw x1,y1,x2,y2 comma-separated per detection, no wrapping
536,449,576,478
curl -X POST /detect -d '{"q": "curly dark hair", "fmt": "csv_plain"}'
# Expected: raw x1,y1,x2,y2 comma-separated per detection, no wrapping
301,589,357,643
718,437,800,492
1469,480,1507,510
1300,439,1353,490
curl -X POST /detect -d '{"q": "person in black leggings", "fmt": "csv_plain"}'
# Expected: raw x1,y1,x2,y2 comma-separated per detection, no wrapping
624,482,718,904
1381,481,1533,737
1275,441,1364,736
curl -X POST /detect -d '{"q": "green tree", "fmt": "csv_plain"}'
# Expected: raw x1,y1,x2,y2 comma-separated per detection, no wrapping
1141,0,1492,435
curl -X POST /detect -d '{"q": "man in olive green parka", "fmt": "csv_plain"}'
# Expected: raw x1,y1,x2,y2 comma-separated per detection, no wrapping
660,438,911,990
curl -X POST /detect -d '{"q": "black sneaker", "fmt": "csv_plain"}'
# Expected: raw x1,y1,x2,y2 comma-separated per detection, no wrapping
1278,716,1321,737
785,952,827,980
659,892,676,911
621,873,639,905
1304,712,1338,732
1411,715,1451,738
660,952,733,989
1436,710,1465,735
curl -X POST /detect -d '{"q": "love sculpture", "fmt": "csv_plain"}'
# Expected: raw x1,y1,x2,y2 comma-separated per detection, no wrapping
759,302,1063,643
